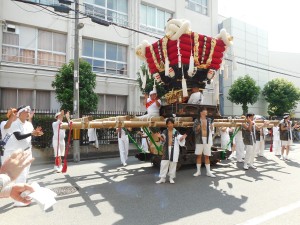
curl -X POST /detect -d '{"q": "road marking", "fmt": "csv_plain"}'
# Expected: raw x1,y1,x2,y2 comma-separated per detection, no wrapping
238,200,300,225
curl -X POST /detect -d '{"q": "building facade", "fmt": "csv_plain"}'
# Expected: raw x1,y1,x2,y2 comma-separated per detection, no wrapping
0,0,218,112
219,17,270,116
219,17,300,117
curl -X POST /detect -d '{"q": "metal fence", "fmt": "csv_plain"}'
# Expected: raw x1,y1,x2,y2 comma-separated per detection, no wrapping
0,110,144,149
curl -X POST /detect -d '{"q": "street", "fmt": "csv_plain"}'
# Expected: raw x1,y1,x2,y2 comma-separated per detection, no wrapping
1,144,300,225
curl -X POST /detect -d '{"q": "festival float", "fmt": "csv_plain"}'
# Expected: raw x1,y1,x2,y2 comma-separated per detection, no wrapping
60,19,278,170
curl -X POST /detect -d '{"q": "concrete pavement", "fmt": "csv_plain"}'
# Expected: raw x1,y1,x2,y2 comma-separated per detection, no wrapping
1,143,300,225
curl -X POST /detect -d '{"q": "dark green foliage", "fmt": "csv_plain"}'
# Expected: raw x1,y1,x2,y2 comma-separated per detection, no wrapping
136,64,167,97
262,78,300,116
52,59,98,116
227,75,261,115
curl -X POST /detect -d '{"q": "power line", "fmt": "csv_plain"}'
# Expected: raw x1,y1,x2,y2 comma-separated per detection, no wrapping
11,0,300,78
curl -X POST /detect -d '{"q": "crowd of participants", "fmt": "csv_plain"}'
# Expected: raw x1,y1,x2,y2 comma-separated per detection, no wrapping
1,90,299,207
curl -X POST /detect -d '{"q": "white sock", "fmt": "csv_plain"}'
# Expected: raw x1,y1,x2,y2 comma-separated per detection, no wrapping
196,164,201,172
205,164,211,173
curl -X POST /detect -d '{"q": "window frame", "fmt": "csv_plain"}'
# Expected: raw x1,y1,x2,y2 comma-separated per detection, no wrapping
140,3,173,35
2,26,67,67
82,38,128,75
185,0,208,16
84,0,128,26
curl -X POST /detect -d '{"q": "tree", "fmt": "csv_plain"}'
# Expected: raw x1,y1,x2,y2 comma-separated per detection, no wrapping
262,78,300,116
227,75,260,115
136,64,167,97
52,59,98,115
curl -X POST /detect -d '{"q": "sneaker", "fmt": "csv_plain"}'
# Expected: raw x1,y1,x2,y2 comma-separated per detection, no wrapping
156,178,166,184
244,164,249,170
206,172,216,178
249,164,257,169
169,178,175,184
193,171,201,177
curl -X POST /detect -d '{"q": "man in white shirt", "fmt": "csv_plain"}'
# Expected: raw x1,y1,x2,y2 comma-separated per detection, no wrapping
140,89,161,118
187,84,203,105
4,105,43,206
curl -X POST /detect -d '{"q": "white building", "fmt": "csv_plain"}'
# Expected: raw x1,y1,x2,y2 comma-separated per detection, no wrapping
219,17,270,116
219,17,300,117
0,0,218,112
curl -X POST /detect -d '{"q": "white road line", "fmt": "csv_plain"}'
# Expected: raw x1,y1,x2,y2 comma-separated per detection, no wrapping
238,200,300,225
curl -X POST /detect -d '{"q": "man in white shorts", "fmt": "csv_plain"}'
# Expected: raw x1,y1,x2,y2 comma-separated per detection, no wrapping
193,107,215,177
279,114,298,160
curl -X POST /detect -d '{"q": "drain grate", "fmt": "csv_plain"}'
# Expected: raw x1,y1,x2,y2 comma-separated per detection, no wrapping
51,186,79,196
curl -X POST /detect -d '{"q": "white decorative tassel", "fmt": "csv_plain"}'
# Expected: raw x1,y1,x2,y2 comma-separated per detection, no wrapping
187,51,194,77
140,68,146,89
224,65,229,80
177,39,182,68
153,79,157,93
165,57,170,76
181,67,188,97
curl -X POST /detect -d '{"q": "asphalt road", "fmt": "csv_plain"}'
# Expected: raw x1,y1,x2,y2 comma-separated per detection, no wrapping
1,144,300,225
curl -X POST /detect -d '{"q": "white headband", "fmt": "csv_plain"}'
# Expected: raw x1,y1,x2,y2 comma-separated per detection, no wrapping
17,106,31,117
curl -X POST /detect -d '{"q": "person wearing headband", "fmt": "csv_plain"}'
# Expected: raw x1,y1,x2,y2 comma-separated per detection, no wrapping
3,105,43,207
52,110,70,172
139,88,161,118
242,113,256,170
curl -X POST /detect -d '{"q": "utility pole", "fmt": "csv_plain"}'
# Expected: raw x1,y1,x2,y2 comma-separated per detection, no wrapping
73,0,80,162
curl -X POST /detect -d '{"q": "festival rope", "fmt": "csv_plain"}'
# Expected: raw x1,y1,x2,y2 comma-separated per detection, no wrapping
122,128,145,153
225,126,241,151
62,122,72,173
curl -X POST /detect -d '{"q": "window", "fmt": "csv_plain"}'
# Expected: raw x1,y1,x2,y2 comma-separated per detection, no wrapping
140,4,172,35
36,91,51,110
0,88,51,110
82,38,127,75
38,30,67,67
97,94,127,111
84,0,128,26
2,25,66,67
185,0,208,16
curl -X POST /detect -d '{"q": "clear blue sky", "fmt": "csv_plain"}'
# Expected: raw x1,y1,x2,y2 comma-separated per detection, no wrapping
218,0,300,53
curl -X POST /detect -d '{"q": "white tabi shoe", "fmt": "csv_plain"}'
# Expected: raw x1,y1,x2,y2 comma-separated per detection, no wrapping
244,164,249,170
169,178,175,184
206,172,216,178
156,178,166,184
193,171,201,177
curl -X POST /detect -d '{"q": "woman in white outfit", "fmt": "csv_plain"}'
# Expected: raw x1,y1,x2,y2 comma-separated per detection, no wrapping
116,127,129,166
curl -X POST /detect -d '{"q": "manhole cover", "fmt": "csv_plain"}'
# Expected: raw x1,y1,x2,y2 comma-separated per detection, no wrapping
51,186,79,196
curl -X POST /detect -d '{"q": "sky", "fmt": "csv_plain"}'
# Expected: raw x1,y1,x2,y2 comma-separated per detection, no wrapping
218,0,300,53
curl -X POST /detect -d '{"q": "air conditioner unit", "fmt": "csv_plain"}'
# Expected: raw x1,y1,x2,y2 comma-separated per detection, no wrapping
4,24,19,34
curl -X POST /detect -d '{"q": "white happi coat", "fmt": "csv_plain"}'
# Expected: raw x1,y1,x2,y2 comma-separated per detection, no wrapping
161,128,186,163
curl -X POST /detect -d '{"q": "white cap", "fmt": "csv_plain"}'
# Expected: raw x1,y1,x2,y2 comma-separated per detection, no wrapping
149,90,157,95
55,112,62,118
